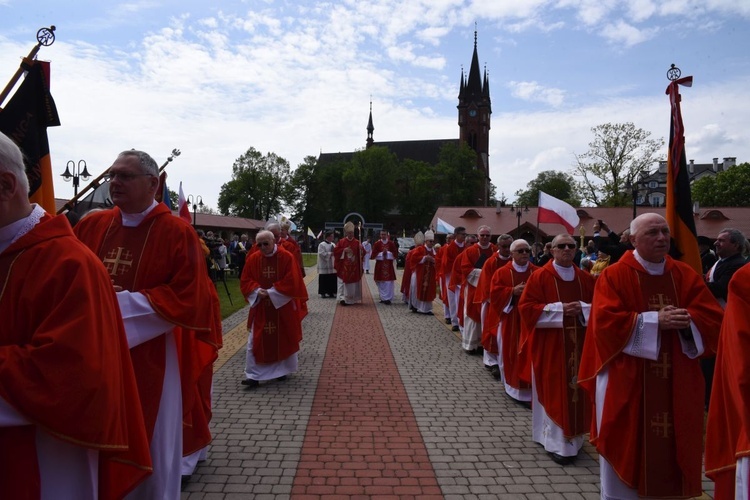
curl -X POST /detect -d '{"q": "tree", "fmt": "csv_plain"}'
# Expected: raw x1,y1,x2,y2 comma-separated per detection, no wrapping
342,146,398,220
435,142,485,206
167,188,178,208
692,162,750,207
287,155,324,231
217,147,292,220
572,122,663,206
514,170,581,207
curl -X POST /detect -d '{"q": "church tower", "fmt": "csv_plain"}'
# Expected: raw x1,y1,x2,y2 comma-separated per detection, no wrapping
457,30,491,205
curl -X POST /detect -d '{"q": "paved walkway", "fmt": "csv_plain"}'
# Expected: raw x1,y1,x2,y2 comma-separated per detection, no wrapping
181,269,715,500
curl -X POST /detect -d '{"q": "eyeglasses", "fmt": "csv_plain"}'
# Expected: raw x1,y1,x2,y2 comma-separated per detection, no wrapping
479,234,490,237
104,172,154,182
258,242,273,247
514,248,530,254
556,243,576,249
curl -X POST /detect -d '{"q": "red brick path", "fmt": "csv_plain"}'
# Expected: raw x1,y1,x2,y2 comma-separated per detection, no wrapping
291,284,442,499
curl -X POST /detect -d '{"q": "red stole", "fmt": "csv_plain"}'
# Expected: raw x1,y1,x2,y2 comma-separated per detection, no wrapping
411,246,437,302
96,218,165,441
246,252,302,363
373,239,397,282
334,237,363,283
636,274,702,497
494,265,535,390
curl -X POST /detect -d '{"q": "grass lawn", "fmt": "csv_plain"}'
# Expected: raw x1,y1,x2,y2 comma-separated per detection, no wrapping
213,275,246,319
302,253,317,267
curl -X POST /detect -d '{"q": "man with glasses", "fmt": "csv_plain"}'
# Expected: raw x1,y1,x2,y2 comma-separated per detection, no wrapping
459,226,496,355
580,213,722,498
75,150,217,498
476,234,513,378
518,234,595,465
240,230,307,389
490,239,538,403
0,133,152,497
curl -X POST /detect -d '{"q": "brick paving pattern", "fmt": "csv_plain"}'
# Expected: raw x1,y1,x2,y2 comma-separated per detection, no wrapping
181,268,715,499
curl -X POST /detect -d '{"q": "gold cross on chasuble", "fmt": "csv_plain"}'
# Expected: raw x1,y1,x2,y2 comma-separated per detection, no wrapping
648,293,673,311
650,411,673,438
103,247,134,276
262,266,276,279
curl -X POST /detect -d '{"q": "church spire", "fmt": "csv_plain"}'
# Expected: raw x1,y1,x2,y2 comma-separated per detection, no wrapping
465,27,483,100
366,99,374,149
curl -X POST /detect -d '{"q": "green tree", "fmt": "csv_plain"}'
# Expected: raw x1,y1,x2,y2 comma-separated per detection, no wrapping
167,188,178,208
573,122,663,206
397,158,441,229
342,146,398,220
436,142,485,206
692,162,750,206
217,147,292,220
514,170,581,207
288,155,324,230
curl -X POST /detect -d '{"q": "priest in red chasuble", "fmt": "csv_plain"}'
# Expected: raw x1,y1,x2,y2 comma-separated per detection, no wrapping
373,229,397,304
579,213,723,498
408,230,438,314
490,239,537,404
476,233,512,379
334,221,364,305
518,233,595,466
437,233,455,324
706,263,750,500
240,230,307,389
460,227,496,354
444,227,467,330
75,149,216,499
0,133,151,499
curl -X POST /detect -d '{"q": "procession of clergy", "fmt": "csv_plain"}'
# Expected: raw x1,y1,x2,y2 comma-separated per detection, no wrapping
317,215,750,499
2,124,750,499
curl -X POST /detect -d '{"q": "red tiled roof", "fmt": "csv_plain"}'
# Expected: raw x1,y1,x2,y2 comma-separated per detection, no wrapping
54,198,265,233
431,205,750,241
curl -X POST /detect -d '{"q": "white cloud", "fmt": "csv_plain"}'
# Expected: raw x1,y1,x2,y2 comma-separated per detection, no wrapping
600,19,658,47
508,81,566,107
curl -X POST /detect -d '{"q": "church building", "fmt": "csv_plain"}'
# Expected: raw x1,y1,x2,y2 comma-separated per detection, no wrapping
317,31,492,206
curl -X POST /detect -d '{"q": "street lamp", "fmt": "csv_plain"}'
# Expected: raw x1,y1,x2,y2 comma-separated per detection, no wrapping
60,160,91,206
510,204,524,236
187,194,203,228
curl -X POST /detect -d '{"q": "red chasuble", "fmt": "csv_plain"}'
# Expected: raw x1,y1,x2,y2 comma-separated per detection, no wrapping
74,203,216,443
460,243,496,322
334,237,364,284
0,214,151,499
372,239,397,282
279,238,308,319
409,245,438,302
443,240,465,282
518,261,595,438
489,263,537,388
477,254,512,353
436,244,448,303
240,247,307,363
579,251,722,498
706,264,750,499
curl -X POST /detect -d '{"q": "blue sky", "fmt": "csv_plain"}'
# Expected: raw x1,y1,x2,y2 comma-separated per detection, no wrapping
1,0,749,211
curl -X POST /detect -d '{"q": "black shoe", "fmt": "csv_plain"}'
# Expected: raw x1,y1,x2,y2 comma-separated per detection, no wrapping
410,307,417,313
452,326,459,332
489,366,502,380
340,300,348,306
384,300,391,305
366,270,369,274
484,364,493,371
181,475,192,486
241,379,259,388
275,375,287,382
445,318,452,325
548,452,574,465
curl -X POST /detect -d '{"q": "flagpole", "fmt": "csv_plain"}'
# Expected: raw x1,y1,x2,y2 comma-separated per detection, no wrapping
0,26,56,109
56,147,181,214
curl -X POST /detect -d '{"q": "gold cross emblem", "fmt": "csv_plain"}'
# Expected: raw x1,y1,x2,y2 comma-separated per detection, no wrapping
103,247,133,276
651,351,671,379
263,323,277,335
566,325,580,402
648,293,673,311
650,412,672,438
263,266,275,279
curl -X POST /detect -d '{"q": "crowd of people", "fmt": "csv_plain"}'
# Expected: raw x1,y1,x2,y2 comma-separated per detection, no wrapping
4,121,750,498
313,215,750,499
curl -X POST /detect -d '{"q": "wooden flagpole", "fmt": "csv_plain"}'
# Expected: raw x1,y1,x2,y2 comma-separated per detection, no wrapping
0,26,56,109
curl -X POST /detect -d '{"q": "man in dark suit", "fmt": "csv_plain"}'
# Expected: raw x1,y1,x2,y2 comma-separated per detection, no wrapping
703,227,748,408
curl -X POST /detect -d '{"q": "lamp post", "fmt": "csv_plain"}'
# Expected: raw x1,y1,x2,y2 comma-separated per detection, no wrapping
510,204,524,236
187,194,203,228
60,160,91,207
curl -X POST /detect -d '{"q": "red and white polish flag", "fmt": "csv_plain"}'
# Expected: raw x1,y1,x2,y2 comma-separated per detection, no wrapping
537,191,579,235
